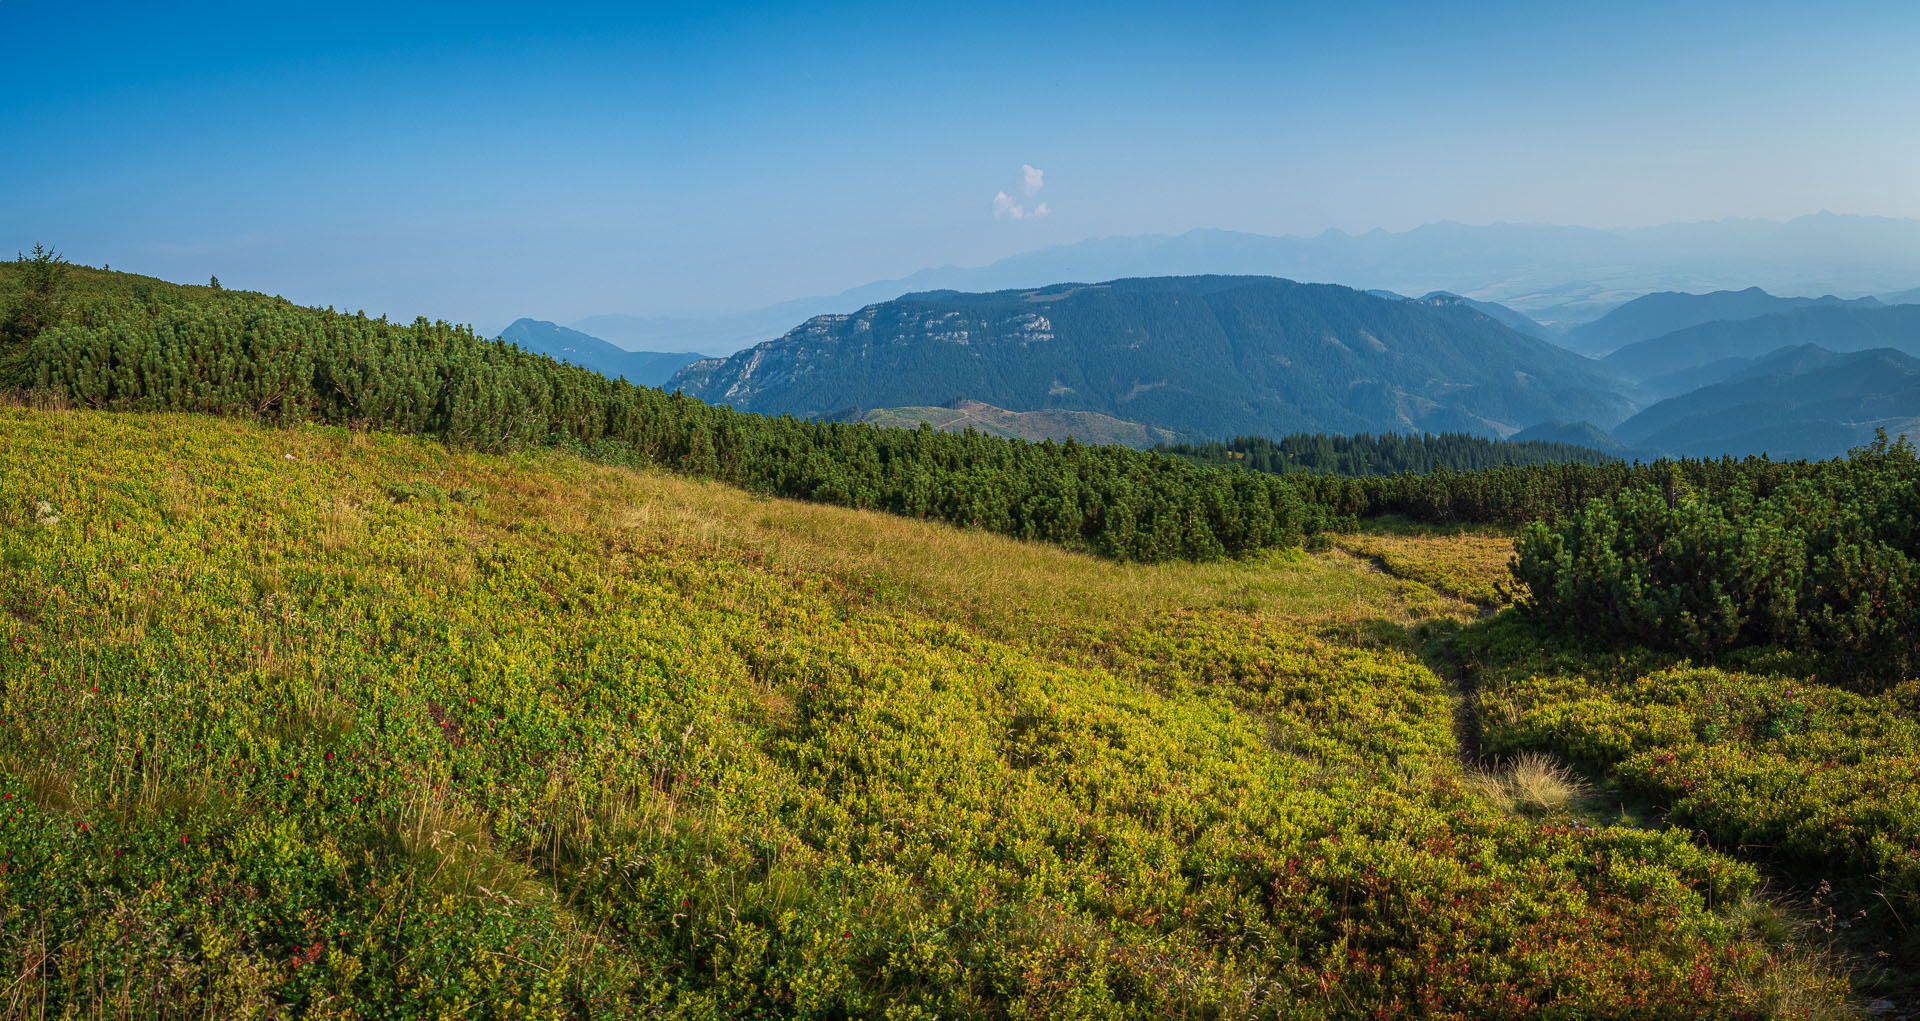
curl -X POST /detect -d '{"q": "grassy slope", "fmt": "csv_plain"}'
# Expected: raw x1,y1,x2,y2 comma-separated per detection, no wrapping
1328,524,1519,609
0,407,1839,1017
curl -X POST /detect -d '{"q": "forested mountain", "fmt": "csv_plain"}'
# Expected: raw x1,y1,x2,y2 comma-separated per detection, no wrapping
1564,286,1884,356
1505,420,1661,458
857,399,1183,448
1611,345,1920,458
497,318,701,386
668,275,1633,440
1603,303,1920,393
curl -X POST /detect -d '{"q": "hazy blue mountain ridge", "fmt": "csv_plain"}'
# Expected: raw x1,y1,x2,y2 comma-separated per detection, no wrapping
571,214,1920,354
498,319,704,387
1507,420,1652,458
1603,304,1920,387
1567,286,1884,356
1611,345,1920,459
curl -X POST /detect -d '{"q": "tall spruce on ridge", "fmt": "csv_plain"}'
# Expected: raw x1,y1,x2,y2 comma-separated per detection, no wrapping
0,245,69,351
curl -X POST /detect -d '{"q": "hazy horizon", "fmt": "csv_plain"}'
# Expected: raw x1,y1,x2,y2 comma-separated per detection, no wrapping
7,1,1919,328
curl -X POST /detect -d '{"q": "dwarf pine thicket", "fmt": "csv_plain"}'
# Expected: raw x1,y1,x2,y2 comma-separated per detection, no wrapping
1509,435,1920,686
1158,431,1619,477
5,256,1920,1013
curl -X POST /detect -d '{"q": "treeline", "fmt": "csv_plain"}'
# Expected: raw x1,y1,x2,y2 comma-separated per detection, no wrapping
1,268,1316,562
1159,431,1834,531
1283,456,1822,526
1159,431,1618,477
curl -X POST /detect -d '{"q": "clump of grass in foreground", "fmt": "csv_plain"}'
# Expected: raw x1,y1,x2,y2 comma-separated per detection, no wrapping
1469,752,1590,818
0,408,1846,1017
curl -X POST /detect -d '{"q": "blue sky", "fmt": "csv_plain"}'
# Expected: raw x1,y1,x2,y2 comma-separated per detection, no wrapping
4,0,1917,328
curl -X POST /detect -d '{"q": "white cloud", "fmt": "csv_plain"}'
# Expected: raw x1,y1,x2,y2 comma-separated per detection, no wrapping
1021,164,1044,197
993,166,1051,219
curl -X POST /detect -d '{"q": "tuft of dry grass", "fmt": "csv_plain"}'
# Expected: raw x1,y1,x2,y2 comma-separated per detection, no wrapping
1725,894,1798,951
1734,950,1855,1021
1470,751,1590,818
391,783,546,905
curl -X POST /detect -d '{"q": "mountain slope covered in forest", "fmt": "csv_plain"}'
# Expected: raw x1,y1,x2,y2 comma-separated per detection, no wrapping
1415,291,1560,341
669,275,1633,440
1612,345,1920,458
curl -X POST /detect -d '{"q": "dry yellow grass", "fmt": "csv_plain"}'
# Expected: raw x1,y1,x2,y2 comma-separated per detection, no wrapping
1330,530,1517,606
6,405,1475,663
424,435,1482,645
1469,751,1590,818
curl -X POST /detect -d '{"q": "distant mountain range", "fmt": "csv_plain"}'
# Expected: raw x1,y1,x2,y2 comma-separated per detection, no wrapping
497,319,702,387
1507,420,1656,459
1603,304,1920,398
1611,346,1920,459
554,214,1920,356
1566,287,1885,357
665,273,1920,461
668,275,1632,440
511,254,1920,462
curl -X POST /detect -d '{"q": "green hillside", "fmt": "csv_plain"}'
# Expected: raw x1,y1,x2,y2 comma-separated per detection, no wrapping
10,257,1920,1013
860,399,1183,448
0,258,1320,564
669,275,1633,439
0,407,1854,1016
